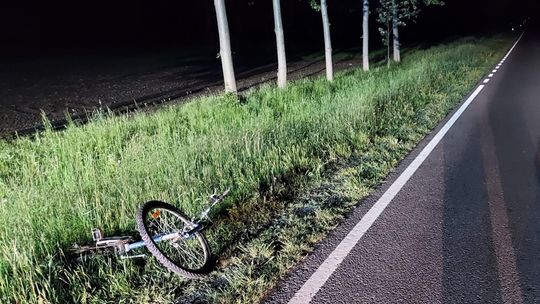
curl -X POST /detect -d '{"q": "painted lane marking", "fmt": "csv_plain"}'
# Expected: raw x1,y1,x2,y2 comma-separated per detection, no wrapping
288,85,485,303
484,79,490,84
493,69,498,73
287,32,524,304
489,73,494,77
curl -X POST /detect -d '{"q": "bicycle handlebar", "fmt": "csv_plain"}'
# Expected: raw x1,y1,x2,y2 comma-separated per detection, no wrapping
195,188,231,223
209,188,230,205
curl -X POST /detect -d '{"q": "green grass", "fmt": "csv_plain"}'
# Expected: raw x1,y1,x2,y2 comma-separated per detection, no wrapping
0,35,511,303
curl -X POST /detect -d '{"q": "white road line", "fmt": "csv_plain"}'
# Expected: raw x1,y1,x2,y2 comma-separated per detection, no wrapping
288,86,485,304
287,32,524,304
484,79,490,84
505,31,524,57
489,73,494,77
493,69,498,73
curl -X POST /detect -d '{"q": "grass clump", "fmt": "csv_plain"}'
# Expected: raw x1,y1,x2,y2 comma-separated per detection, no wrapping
0,35,511,303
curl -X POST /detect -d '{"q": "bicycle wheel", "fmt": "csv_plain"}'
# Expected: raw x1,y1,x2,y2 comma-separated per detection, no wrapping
136,200,212,279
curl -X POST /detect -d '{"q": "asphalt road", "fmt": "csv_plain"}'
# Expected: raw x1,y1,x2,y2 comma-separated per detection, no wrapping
265,27,540,304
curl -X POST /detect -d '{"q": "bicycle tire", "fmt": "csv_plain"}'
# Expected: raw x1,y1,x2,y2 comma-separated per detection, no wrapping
136,200,212,279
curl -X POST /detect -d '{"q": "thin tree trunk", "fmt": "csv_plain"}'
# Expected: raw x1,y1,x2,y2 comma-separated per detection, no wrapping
362,0,369,71
387,22,391,68
272,0,287,88
320,0,333,81
392,0,401,63
213,0,237,93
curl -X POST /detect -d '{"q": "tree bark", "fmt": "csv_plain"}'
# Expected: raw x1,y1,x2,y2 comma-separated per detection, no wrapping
362,0,369,71
213,0,237,93
387,21,391,68
392,0,401,63
320,0,333,81
272,0,287,89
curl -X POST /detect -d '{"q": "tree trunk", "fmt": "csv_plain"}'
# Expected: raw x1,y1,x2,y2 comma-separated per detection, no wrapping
362,0,369,71
387,22,391,68
213,0,237,93
272,0,287,88
320,0,333,81
392,0,401,63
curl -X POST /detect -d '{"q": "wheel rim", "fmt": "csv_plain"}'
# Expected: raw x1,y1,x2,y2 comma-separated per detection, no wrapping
144,207,208,271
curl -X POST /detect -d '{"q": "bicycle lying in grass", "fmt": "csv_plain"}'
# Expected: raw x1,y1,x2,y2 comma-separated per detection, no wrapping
70,189,230,279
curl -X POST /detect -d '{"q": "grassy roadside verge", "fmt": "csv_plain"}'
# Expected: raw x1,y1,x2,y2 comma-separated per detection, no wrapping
0,35,511,303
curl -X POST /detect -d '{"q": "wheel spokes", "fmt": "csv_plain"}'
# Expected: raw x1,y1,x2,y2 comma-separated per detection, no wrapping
146,208,206,270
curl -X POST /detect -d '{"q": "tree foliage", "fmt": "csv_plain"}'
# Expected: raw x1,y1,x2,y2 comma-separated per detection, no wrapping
377,0,415,47
377,0,444,47
308,0,321,11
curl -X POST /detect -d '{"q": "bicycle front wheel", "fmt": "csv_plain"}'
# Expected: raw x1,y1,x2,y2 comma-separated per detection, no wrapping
136,201,212,279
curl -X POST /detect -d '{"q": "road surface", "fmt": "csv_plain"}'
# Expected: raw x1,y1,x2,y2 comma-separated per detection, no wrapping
265,27,540,304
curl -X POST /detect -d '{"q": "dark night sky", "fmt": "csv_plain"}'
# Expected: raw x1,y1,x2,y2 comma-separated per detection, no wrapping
0,0,537,53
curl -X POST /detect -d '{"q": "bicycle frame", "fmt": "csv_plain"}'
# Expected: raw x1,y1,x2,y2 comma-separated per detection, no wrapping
74,188,229,259
123,222,204,253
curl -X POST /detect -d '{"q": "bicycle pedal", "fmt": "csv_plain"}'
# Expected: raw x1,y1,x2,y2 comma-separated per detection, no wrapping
92,228,103,242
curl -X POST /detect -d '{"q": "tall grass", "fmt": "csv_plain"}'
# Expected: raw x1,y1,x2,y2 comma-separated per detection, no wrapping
0,36,509,303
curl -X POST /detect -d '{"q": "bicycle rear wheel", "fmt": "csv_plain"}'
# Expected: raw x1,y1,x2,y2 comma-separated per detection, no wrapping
136,200,212,279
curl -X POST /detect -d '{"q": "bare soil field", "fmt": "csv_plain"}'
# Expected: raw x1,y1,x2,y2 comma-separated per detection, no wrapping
0,47,364,136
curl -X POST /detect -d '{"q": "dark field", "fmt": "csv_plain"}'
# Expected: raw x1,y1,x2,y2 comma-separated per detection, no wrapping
0,46,367,136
